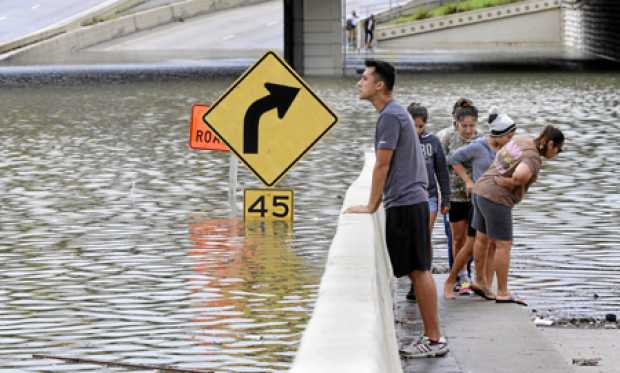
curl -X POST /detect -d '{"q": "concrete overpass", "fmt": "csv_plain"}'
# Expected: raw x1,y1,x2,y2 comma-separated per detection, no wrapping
1,0,619,76
282,0,620,75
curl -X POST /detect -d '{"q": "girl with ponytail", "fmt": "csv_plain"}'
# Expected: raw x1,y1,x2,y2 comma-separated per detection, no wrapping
440,98,481,295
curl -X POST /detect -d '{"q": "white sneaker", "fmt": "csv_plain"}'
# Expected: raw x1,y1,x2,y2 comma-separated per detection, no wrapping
400,335,449,358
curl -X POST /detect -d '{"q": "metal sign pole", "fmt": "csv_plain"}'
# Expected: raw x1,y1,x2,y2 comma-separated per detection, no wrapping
229,153,239,215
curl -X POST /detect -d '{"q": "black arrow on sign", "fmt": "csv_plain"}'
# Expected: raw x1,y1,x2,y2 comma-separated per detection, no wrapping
243,83,300,154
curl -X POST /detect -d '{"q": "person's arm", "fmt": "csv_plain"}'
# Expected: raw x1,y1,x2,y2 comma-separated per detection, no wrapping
452,163,474,196
495,162,533,190
345,149,393,214
433,137,450,214
448,144,476,196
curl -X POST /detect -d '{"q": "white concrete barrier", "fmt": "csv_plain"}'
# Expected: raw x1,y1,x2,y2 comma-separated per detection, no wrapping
290,152,402,373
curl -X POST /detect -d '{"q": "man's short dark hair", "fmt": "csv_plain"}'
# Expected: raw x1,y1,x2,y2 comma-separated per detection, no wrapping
364,59,395,92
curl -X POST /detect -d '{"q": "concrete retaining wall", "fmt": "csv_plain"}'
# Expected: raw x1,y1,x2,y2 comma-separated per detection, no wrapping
377,0,562,49
1,0,270,64
580,0,620,61
290,152,402,373
562,1,584,50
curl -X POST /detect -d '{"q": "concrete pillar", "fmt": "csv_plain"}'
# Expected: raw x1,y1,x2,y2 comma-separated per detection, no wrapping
301,0,343,76
284,0,304,74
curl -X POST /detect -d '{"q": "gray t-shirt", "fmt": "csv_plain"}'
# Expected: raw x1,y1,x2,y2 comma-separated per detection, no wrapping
375,100,428,209
448,136,496,182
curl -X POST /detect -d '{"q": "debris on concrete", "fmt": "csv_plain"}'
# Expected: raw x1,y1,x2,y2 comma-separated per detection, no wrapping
534,317,554,327
572,357,601,366
605,313,617,323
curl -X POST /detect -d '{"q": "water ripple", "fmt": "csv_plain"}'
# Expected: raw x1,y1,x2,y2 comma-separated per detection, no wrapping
1,72,619,371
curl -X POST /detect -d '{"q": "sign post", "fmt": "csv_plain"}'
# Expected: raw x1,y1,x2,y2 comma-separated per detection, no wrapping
188,104,238,215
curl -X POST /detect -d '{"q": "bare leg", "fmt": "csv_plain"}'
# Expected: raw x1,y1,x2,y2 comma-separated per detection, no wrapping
443,234,474,299
450,220,467,268
410,270,441,341
429,211,438,236
409,210,439,296
485,240,496,290
473,231,491,291
493,240,513,298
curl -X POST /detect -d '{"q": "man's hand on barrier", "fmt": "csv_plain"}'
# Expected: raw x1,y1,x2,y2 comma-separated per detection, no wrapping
344,205,372,214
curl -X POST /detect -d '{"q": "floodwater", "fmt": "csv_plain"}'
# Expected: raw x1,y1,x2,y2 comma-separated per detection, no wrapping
1,71,619,371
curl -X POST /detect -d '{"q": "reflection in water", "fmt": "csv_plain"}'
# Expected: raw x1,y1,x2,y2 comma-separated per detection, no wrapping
0,71,619,371
187,216,315,371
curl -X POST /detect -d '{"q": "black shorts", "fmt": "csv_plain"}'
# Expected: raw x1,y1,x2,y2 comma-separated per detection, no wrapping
385,202,432,277
448,200,476,237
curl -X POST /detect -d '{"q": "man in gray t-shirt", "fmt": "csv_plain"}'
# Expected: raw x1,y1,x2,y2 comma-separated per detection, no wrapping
375,100,428,208
345,60,447,358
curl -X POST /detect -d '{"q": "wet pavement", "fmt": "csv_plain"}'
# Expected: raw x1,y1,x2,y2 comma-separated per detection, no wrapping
395,275,574,373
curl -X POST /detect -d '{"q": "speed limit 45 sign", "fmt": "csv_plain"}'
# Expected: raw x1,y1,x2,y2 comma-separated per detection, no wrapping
244,189,293,222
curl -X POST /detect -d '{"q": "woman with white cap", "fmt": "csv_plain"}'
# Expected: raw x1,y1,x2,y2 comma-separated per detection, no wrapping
443,108,516,299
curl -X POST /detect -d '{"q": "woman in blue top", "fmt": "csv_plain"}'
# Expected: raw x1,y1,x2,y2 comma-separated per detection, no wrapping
443,108,517,300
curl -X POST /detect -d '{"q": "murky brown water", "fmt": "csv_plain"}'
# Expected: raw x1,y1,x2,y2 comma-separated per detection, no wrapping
1,71,619,371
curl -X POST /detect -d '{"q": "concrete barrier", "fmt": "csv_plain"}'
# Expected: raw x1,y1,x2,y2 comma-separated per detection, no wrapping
0,0,143,54
290,152,402,373
0,0,270,64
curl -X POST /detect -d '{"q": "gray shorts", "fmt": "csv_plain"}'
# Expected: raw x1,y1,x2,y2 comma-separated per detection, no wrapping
472,194,513,241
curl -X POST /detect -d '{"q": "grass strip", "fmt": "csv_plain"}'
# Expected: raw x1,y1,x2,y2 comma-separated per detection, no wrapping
389,0,523,24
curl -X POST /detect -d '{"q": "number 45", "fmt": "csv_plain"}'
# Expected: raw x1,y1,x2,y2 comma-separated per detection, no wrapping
244,189,293,221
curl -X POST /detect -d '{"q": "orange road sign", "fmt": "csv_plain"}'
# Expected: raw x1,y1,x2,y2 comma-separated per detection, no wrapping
188,104,230,151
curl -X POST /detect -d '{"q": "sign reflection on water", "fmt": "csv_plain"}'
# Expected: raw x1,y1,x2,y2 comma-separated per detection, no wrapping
186,214,316,366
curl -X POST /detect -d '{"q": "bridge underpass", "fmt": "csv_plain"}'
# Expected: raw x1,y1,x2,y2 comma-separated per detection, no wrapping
283,0,620,75
1,0,618,76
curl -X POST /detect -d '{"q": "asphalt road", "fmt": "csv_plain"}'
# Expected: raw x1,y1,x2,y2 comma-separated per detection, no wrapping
87,0,404,55
0,0,121,44
89,1,284,54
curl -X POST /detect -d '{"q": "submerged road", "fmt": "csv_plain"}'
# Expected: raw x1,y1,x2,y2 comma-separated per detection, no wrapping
88,1,284,57
0,0,122,45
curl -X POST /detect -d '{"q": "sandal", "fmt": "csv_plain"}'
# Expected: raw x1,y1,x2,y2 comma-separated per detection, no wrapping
470,284,495,301
495,296,527,306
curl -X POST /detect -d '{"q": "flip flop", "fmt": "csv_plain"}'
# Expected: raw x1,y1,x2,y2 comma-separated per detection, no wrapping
470,284,495,301
495,297,527,306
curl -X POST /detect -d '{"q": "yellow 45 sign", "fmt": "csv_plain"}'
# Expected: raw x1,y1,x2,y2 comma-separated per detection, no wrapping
244,189,293,222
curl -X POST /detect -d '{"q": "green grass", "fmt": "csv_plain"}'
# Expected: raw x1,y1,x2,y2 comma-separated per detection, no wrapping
389,0,522,24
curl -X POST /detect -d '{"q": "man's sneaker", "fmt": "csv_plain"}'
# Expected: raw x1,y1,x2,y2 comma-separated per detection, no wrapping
413,335,446,344
458,280,472,296
406,286,416,302
400,335,449,358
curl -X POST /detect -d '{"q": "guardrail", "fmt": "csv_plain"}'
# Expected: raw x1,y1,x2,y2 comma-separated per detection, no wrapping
377,0,561,41
0,0,271,63
0,0,143,54
290,152,402,373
